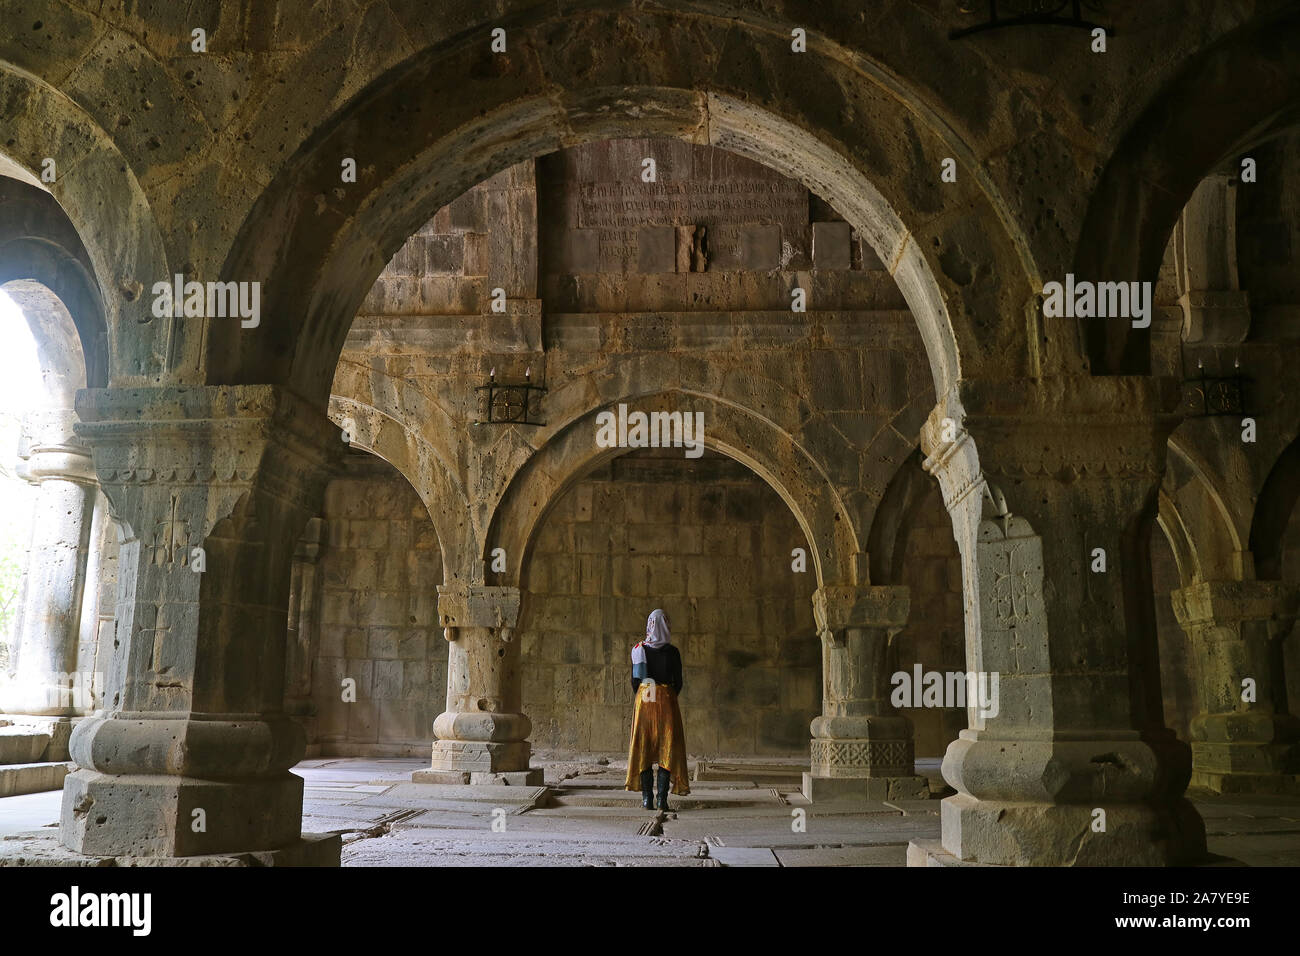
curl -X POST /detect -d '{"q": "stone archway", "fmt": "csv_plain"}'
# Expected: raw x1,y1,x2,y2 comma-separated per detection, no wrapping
420,389,930,797
0,65,171,383
487,391,861,592
1075,10,1300,373
0,183,111,754
215,6,1045,406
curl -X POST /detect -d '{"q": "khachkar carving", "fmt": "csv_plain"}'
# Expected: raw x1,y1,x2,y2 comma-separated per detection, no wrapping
1170,581,1300,794
915,394,1205,866
418,583,542,785
990,540,1034,627
59,385,343,860
803,584,929,801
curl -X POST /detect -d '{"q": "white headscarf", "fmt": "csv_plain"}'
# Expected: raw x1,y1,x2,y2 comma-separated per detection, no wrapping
643,608,671,649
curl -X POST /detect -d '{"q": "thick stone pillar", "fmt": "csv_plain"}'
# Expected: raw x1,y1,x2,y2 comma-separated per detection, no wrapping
910,383,1205,866
416,583,541,785
0,409,97,758
803,585,929,801
1171,580,1299,793
57,386,342,862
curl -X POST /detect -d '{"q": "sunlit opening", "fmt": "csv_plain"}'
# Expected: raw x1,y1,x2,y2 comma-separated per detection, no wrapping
0,289,42,667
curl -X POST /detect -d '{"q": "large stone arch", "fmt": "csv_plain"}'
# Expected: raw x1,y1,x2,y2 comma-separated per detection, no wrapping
1250,437,1300,582
0,178,105,393
326,394,467,580
0,64,171,383
1161,436,1249,585
1076,8,1300,373
486,390,860,593
216,5,1043,407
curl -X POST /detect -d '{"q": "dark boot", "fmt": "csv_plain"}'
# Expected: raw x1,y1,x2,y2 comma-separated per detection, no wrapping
640,769,654,810
656,767,673,812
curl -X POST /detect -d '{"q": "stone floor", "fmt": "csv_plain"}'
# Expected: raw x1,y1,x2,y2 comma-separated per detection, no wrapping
3,755,1299,866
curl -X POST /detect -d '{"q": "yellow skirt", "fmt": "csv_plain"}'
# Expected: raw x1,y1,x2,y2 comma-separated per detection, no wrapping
624,683,691,795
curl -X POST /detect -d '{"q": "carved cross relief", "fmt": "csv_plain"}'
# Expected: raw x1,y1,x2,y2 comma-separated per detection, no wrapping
991,542,1033,626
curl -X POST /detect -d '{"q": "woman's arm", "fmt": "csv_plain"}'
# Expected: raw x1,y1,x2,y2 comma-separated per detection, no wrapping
671,646,683,695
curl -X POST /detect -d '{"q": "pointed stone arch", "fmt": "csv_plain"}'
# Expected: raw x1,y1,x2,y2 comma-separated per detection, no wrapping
1075,9,1300,373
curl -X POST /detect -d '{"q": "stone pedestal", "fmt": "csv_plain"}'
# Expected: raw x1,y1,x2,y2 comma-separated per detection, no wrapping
802,585,929,802
427,584,542,785
911,387,1205,866
1171,580,1300,793
57,386,342,861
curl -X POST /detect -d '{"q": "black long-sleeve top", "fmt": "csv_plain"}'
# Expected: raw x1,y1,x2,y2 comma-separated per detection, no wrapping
631,644,683,695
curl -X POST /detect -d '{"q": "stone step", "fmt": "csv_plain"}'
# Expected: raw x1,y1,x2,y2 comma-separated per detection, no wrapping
0,761,72,798
0,728,52,765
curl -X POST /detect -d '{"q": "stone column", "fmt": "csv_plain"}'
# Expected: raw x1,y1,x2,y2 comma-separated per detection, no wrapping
803,584,929,801
284,517,324,724
1172,173,1251,344
0,409,97,758
416,583,542,785
58,385,342,862
1170,580,1299,793
909,383,1205,866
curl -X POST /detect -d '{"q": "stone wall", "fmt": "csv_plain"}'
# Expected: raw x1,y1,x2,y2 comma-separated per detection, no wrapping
318,138,969,763
519,447,820,756
307,453,445,756
891,481,967,757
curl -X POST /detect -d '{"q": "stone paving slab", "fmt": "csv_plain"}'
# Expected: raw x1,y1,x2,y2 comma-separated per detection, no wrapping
1206,833,1300,866
391,816,667,838
343,831,707,867
648,801,903,821
883,800,942,816
775,845,909,866
0,763,71,798
550,788,782,809
708,846,780,866
665,815,940,848
354,783,550,807
0,830,341,866
1203,816,1300,835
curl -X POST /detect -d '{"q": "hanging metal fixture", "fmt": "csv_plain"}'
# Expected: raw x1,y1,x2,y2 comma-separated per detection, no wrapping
950,1,1112,40
1181,359,1250,419
475,366,547,426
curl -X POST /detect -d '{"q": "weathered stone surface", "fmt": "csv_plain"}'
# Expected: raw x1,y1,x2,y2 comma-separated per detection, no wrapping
0,830,341,867
2,2,1298,871
0,729,50,764
0,761,70,797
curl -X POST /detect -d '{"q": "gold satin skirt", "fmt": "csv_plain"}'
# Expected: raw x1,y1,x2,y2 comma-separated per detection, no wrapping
624,682,691,795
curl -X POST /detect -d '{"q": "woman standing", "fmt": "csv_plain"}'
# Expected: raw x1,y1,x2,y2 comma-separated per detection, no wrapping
625,608,690,810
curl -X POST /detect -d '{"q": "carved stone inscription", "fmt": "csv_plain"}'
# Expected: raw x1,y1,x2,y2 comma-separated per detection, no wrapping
575,180,806,272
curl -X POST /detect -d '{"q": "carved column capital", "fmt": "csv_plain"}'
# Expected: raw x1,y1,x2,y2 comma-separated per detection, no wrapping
1170,580,1299,635
812,585,908,646
437,584,521,642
